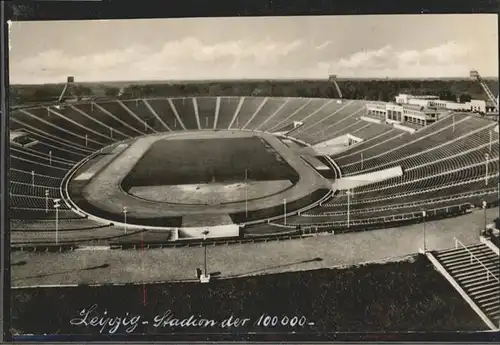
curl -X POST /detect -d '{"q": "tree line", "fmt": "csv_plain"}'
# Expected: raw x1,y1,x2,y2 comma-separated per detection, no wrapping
10,79,498,105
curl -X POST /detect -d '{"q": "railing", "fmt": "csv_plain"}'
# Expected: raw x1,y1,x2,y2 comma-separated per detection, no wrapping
454,237,500,283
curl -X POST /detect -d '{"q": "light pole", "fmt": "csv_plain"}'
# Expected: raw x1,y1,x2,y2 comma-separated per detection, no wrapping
485,153,490,186
45,189,49,213
346,190,352,228
85,134,88,147
123,206,128,234
54,198,61,245
49,150,52,166
489,130,492,153
283,198,287,225
360,153,364,170
245,168,249,219
422,210,427,253
31,170,35,193
482,200,488,236
201,230,210,283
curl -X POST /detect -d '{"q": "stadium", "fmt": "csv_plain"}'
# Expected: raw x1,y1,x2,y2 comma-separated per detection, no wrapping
8,75,500,335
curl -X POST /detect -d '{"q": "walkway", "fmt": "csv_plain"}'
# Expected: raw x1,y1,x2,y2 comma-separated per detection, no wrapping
11,208,499,287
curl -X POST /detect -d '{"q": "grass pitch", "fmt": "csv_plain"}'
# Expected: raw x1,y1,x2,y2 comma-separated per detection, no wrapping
121,137,299,188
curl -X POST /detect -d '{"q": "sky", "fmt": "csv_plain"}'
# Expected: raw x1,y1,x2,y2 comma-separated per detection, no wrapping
8,14,499,84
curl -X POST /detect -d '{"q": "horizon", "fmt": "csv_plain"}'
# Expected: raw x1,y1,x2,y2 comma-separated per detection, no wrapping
9,15,498,84
11,75,499,87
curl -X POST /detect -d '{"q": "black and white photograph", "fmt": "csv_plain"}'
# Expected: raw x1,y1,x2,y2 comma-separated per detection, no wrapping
5,13,500,340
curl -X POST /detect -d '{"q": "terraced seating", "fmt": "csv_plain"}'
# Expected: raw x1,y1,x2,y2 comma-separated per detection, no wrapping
11,218,110,231
9,182,60,198
9,169,62,187
328,162,499,206
10,146,74,170
11,224,123,244
338,116,492,176
347,140,499,196
11,120,99,158
14,108,104,150
171,98,199,130
349,122,390,140
10,156,68,178
315,177,498,217
7,97,499,241
293,101,367,143
332,129,404,164
10,209,81,220
113,100,160,133
60,104,121,140
16,142,83,163
95,101,149,137
43,106,114,148
70,103,132,140
216,97,242,129
313,120,368,143
267,99,330,133
244,97,288,130
145,99,184,131
10,194,71,210
229,97,266,129
258,98,310,132
278,199,473,226
196,97,217,130
433,243,499,326
334,129,498,196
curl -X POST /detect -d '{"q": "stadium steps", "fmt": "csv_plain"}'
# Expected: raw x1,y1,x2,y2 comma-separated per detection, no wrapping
432,242,500,330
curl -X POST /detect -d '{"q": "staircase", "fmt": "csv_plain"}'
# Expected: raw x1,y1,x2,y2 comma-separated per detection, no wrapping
432,240,499,329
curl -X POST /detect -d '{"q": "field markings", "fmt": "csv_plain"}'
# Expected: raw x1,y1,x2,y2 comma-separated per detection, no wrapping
167,98,187,130
142,99,171,132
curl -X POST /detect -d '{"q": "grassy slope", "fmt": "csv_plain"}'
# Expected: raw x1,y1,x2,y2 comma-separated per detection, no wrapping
11,255,486,335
